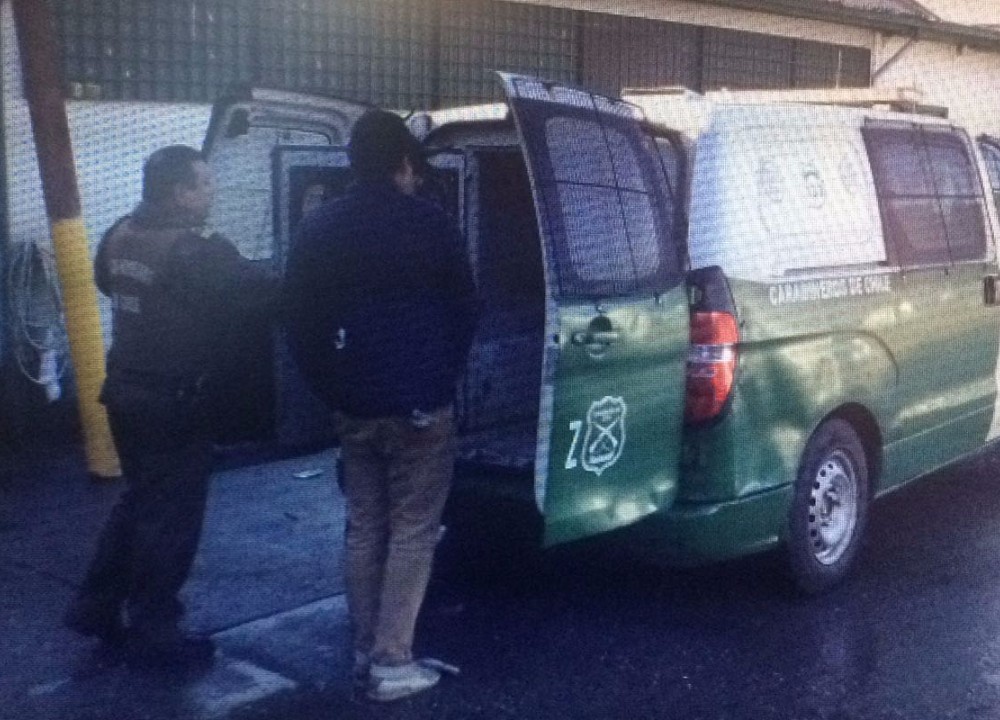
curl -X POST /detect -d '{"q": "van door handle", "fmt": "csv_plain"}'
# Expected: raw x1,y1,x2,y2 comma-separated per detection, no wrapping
571,330,620,345
985,275,1000,306
589,331,620,344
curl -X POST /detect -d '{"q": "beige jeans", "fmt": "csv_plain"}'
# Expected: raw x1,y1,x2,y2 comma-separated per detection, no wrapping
334,406,455,665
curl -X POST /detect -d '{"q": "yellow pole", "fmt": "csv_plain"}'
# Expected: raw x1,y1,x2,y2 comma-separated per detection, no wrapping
12,0,120,478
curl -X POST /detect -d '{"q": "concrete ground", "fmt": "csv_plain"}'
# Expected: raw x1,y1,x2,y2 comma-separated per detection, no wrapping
1,444,350,720
5,442,1000,720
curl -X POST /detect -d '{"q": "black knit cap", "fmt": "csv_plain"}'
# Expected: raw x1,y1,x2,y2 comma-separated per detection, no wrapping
348,109,427,182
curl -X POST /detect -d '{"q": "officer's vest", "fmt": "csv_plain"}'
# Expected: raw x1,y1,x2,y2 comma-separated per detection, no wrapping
99,217,210,382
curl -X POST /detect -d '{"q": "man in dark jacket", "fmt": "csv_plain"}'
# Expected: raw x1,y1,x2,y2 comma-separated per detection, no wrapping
64,145,276,669
284,110,476,701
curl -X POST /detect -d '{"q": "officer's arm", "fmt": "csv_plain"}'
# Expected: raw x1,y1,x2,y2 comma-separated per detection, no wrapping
169,233,279,318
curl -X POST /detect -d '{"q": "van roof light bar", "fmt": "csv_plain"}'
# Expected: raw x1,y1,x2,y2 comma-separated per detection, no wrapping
623,86,703,101
701,86,947,117
625,85,947,117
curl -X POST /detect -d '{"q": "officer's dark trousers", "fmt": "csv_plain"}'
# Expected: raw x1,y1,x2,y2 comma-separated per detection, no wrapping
77,393,213,633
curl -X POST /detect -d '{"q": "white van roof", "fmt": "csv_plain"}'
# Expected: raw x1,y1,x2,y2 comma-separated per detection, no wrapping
409,102,509,140
625,86,954,139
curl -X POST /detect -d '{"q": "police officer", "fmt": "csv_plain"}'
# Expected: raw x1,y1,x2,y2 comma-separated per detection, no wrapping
64,145,276,668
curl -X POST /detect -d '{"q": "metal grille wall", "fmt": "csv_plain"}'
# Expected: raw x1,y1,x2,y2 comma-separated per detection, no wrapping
582,13,700,97
437,0,579,106
48,0,871,107
256,0,437,108
53,0,255,102
703,27,871,91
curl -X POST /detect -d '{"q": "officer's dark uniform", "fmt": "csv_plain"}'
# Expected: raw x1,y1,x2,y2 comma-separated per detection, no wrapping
69,200,275,652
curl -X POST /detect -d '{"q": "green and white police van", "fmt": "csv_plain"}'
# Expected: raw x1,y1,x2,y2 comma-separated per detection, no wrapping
204,73,1000,592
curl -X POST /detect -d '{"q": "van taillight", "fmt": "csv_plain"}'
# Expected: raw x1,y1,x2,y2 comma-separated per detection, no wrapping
685,311,739,424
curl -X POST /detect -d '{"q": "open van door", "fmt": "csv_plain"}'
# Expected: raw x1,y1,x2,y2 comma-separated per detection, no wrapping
273,146,352,446
271,145,465,447
499,74,689,545
203,89,371,447
203,88,371,261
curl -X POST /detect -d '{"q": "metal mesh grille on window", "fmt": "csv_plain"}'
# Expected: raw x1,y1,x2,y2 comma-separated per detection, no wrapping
543,115,665,296
703,28,870,92
580,14,700,97
51,0,254,102
256,0,436,109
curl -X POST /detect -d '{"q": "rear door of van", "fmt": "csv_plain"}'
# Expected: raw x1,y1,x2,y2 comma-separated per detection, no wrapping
202,88,371,447
499,74,689,545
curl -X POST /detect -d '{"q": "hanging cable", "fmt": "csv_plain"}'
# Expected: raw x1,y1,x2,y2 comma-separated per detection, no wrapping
5,238,69,400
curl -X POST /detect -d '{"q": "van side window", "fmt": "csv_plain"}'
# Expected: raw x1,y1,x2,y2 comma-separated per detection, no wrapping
977,139,1000,215
863,124,987,266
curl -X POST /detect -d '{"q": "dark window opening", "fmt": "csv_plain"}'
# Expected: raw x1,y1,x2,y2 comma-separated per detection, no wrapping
977,139,1000,219
864,124,987,266
477,151,545,327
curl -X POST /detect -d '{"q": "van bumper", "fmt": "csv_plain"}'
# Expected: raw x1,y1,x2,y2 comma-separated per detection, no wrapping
613,483,793,565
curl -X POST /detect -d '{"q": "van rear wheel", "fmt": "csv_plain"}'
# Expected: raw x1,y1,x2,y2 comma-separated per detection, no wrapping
788,418,869,594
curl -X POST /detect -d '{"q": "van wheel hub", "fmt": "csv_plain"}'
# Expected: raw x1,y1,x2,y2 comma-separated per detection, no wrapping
807,450,858,566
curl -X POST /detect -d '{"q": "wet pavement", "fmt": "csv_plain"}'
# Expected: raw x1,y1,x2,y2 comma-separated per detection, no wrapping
3,442,1000,719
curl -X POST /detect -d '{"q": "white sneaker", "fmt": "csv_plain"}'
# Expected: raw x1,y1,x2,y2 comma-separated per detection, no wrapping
367,661,441,702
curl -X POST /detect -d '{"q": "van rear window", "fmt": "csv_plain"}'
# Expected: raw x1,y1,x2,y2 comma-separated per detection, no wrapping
512,97,683,298
545,117,666,293
863,124,987,266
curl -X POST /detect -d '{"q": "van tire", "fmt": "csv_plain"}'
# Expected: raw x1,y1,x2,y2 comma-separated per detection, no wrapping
788,418,869,594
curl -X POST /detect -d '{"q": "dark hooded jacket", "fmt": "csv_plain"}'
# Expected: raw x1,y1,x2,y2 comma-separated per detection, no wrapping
283,179,477,418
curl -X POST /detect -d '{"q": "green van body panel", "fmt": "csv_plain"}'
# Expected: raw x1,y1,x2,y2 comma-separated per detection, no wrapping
542,286,688,545
681,276,899,501
618,484,794,564
673,259,999,559
878,263,998,490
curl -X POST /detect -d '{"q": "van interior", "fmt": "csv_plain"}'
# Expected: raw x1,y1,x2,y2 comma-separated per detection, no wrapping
457,148,545,476
258,129,548,519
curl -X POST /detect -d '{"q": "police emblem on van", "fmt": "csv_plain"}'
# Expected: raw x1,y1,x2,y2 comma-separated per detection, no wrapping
581,397,627,476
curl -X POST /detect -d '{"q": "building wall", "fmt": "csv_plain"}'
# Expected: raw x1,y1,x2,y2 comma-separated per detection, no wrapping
513,0,875,46
911,0,1000,26
873,33,1000,136
1,0,209,405
42,0,873,108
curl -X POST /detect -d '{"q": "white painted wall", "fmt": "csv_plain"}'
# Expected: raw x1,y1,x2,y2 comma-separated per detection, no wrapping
1,1,211,253
873,33,1000,136
1,0,211,356
913,0,1000,26
509,0,875,46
